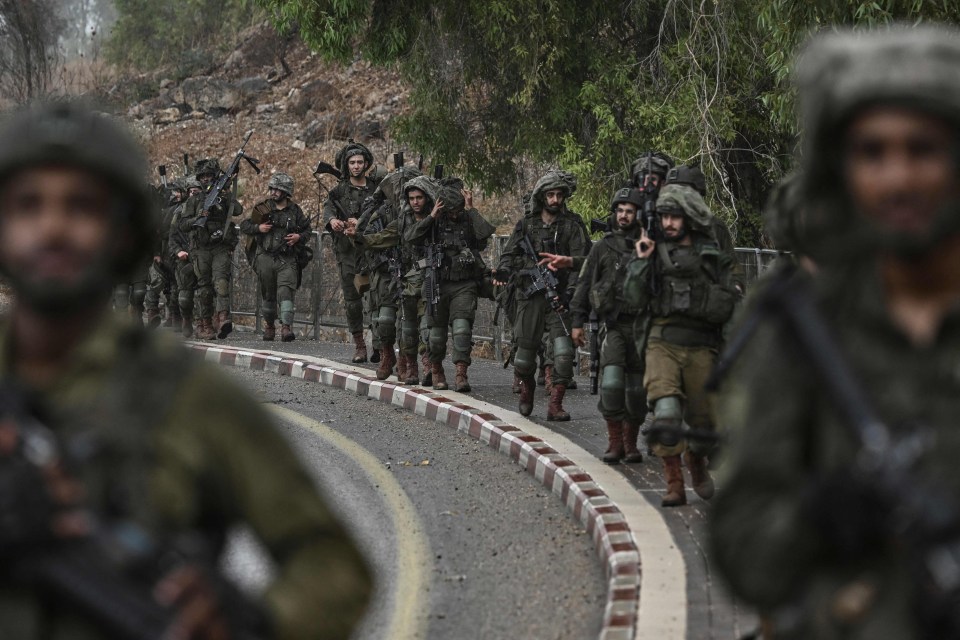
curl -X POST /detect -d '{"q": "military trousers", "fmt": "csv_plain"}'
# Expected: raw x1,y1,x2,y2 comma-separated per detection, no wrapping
192,244,233,320
427,279,478,365
371,268,400,345
401,268,428,358
644,338,717,457
598,316,647,422
513,294,574,386
145,259,177,313
256,252,298,325
334,245,364,335
174,257,197,319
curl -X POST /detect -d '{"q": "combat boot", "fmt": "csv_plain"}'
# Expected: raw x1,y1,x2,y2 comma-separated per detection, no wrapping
376,344,396,381
216,311,233,339
454,363,471,393
602,418,625,464
622,420,644,464
431,362,448,390
281,324,295,342
512,373,522,394
352,332,368,363
683,451,715,500
546,384,570,421
419,352,432,386
661,455,687,507
146,309,161,329
518,376,535,417
181,315,194,339
196,317,217,341
404,355,420,385
371,348,381,363
262,320,276,341
544,365,554,394
396,354,408,383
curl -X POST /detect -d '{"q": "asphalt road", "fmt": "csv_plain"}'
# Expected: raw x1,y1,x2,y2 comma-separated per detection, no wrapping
222,365,607,640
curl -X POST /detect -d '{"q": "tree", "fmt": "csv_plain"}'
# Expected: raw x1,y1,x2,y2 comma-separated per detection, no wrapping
0,0,65,104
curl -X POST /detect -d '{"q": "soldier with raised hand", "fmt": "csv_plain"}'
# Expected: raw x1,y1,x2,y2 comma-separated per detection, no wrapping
404,178,496,392
323,140,379,363
711,26,960,639
241,172,311,342
144,177,185,329
0,100,371,640
622,183,737,507
177,157,243,341
494,170,589,419
570,188,647,464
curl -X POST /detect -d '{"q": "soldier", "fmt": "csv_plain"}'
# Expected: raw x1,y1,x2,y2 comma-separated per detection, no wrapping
404,179,495,391
144,178,185,328
622,183,737,506
710,26,960,639
570,188,646,464
176,158,243,341
323,140,379,363
241,173,311,342
169,175,201,337
494,170,589,419
0,100,371,639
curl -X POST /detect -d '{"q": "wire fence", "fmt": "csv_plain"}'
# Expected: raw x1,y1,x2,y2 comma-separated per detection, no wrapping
228,233,786,360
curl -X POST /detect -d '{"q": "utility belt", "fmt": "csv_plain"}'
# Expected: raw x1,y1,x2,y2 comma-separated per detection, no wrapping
647,323,721,349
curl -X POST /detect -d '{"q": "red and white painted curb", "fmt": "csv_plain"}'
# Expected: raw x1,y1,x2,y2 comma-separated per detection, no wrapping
189,344,642,640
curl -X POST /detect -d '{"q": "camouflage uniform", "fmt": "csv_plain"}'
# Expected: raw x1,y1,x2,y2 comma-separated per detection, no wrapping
405,181,495,392
240,173,311,342
144,181,185,328
497,170,589,419
168,176,200,338
622,183,737,506
711,26,960,639
322,141,379,362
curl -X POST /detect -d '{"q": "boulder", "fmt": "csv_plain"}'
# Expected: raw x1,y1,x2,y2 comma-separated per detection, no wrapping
302,114,354,146
175,76,241,115
289,80,340,117
153,108,182,125
238,77,271,102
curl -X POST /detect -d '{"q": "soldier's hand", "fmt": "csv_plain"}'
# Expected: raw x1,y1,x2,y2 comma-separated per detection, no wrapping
430,199,444,219
346,217,358,228
571,327,586,347
153,255,162,264
330,219,345,233
155,565,230,640
491,268,509,287
462,188,473,209
344,226,356,237
177,251,189,261
258,222,273,233
537,252,572,271
636,231,655,259
285,233,301,246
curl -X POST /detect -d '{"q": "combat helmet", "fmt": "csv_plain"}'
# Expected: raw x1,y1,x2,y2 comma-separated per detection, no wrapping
530,170,577,214
402,175,440,213
610,187,644,212
656,184,714,234
194,158,221,178
268,172,295,197
630,152,674,187
0,100,156,278
666,165,707,196
335,139,374,177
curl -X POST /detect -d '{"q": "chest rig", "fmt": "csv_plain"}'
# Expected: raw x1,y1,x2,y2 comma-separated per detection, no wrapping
654,238,735,325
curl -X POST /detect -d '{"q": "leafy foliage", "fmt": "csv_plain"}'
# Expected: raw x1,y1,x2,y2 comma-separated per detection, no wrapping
260,1,960,243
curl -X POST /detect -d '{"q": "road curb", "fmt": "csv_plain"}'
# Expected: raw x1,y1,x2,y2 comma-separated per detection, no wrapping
190,343,641,640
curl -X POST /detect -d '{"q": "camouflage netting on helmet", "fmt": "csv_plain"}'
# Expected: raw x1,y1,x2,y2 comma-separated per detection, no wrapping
377,166,423,210
402,175,440,207
530,169,577,214
268,172,295,196
656,184,714,233
630,152,674,185
335,140,374,177
436,183,465,215
194,158,221,177
763,172,806,253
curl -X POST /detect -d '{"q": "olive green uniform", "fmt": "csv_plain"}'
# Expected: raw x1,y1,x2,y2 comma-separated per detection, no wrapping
176,191,243,321
168,204,197,322
323,179,377,335
240,198,311,327
571,226,646,422
0,315,372,640
144,200,182,318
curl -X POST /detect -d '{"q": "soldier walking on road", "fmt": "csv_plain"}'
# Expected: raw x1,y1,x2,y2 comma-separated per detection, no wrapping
169,176,201,337
241,172,311,342
622,184,737,506
145,178,185,328
571,188,647,464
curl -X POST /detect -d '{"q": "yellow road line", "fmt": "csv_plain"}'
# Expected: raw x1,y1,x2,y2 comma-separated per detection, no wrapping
269,404,432,640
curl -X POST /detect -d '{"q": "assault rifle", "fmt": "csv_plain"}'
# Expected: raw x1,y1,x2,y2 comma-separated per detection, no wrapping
588,311,600,394
711,265,960,638
637,151,663,243
0,387,267,640
421,242,443,319
517,235,569,336
193,129,261,229
589,217,610,235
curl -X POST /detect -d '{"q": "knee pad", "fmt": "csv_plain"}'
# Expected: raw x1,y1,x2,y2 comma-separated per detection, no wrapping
279,300,295,324
625,372,647,420
214,279,230,298
513,344,539,377
650,396,684,448
599,365,626,414
452,318,472,354
377,306,397,327
429,326,447,357
552,336,575,378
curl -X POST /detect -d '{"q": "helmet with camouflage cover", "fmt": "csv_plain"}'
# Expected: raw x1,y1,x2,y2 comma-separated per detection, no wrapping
184,175,202,192
377,166,423,211
530,169,577,215
795,25,960,258
0,100,156,281
268,172,295,197
610,187,644,212
335,139,374,177
630,152,674,187
666,165,706,196
194,158,220,178
656,184,714,233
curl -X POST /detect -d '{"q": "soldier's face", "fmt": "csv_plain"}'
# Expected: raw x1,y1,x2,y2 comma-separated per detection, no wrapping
269,188,286,202
198,173,214,186
615,203,638,228
408,189,427,213
844,106,959,235
544,189,565,213
660,212,686,238
348,156,366,178
189,187,202,197
0,166,117,296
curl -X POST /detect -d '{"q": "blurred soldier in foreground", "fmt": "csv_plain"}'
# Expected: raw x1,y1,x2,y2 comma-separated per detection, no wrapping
0,101,371,639
241,173,311,342
711,26,960,639
571,188,646,464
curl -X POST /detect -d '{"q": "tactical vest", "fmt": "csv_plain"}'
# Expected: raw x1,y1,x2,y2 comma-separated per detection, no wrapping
436,214,481,282
653,238,736,325
589,231,640,320
258,203,303,256
190,194,239,250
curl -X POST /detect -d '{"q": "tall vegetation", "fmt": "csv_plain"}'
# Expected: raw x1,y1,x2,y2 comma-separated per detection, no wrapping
256,0,960,243
0,0,65,103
